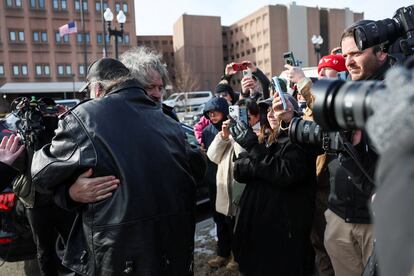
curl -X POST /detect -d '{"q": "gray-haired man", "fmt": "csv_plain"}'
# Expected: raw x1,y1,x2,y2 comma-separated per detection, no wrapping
32,57,198,275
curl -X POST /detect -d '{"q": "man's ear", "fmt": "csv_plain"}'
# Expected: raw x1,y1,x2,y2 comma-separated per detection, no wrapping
96,83,105,98
376,50,388,63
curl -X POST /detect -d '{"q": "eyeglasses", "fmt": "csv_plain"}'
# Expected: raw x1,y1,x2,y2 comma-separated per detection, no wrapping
217,92,229,97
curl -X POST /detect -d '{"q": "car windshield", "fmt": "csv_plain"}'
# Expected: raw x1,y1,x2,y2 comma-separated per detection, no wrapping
167,94,179,100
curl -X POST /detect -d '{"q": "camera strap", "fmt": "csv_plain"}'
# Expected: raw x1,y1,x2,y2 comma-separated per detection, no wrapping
339,133,375,187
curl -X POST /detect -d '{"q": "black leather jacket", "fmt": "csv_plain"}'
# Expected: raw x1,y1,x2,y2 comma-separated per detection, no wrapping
32,80,197,276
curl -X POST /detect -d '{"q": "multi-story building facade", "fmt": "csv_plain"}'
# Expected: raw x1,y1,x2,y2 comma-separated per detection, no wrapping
0,0,136,101
172,3,363,91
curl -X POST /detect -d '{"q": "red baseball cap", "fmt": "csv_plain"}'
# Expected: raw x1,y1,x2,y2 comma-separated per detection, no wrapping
317,54,347,74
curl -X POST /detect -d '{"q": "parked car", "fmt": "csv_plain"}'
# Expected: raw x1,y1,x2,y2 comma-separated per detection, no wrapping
176,104,205,126
0,121,210,263
163,91,213,109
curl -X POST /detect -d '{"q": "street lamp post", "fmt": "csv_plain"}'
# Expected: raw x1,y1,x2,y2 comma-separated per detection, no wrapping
103,8,126,59
311,35,324,64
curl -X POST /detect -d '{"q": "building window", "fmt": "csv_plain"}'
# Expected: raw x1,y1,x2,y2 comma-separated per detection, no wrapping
103,2,108,10
9,31,16,42
53,0,59,10
21,65,28,75
44,65,50,75
34,64,50,76
35,65,42,75
0,65,4,76
55,32,69,43
29,0,46,9
41,32,47,42
57,65,64,75
57,64,72,76
95,1,101,12
115,3,120,12
12,65,19,76
66,65,72,75
78,64,85,76
9,30,25,42
78,33,90,44
76,33,82,43
61,0,67,10
96,33,103,44
123,34,129,44
123,3,128,13
33,32,39,42
18,31,24,41
74,0,87,11
6,0,24,8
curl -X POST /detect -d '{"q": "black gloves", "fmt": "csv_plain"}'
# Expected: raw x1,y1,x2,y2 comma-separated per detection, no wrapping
229,120,258,150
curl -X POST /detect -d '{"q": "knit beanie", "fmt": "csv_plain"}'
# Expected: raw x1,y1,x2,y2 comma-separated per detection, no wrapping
215,80,235,103
317,54,347,74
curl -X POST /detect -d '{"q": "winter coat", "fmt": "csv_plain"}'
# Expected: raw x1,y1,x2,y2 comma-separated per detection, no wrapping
207,134,244,216
201,97,229,150
327,135,377,223
233,134,316,276
31,80,197,276
193,116,210,144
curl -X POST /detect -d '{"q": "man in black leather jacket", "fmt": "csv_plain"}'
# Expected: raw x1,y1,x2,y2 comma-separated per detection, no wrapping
31,58,198,276
323,20,392,276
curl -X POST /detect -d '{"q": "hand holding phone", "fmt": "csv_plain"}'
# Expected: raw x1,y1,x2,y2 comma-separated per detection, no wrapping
229,105,248,124
271,77,288,110
283,51,297,67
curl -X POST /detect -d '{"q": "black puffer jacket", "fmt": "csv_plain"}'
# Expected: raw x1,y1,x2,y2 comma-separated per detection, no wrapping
327,133,377,223
233,134,316,276
32,80,197,276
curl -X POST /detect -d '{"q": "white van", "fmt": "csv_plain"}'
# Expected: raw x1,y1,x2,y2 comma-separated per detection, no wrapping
163,91,213,108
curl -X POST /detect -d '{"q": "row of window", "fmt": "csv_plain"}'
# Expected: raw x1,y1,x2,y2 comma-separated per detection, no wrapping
1,64,88,77
6,0,129,13
7,30,130,45
226,14,269,36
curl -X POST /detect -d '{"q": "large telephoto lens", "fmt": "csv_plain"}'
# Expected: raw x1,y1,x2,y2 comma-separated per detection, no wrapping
313,79,386,130
354,19,402,51
289,117,322,145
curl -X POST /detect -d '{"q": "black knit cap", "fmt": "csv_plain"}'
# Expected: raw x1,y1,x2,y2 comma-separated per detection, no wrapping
78,58,130,93
215,82,235,103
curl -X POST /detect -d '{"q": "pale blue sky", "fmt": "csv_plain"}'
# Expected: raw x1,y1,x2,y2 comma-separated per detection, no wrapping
134,0,413,35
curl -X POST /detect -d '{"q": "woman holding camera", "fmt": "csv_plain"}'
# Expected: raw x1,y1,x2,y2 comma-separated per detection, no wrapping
229,94,317,275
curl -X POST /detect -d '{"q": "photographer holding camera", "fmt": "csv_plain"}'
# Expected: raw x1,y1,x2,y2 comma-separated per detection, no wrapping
319,20,395,276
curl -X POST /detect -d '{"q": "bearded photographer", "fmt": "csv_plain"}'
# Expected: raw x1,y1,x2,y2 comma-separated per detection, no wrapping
316,20,397,276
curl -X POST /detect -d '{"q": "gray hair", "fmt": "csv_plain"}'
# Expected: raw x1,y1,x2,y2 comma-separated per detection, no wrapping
120,46,169,87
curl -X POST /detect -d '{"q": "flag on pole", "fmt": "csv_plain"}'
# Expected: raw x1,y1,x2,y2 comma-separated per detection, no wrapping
59,21,77,37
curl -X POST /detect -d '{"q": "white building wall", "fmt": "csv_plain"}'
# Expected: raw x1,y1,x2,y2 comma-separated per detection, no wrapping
287,2,309,66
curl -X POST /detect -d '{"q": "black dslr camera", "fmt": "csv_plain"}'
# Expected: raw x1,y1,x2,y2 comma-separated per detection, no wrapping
288,117,352,152
12,97,59,150
353,5,414,58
